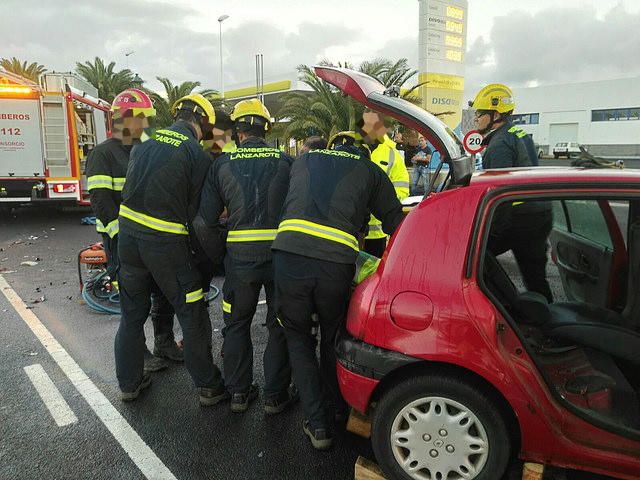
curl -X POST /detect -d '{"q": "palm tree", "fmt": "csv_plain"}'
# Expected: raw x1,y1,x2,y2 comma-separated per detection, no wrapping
0,57,47,82
75,57,135,102
149,77,217,128
278,58,422,140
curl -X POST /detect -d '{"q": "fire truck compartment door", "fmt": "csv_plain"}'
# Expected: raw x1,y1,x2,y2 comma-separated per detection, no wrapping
0,98,45,177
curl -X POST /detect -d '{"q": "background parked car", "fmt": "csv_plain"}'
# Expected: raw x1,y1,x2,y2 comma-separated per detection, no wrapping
553,142,582,158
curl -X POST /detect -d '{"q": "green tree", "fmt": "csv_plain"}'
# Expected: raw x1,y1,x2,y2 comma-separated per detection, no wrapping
148,77,217,128
278,58,421,140
75,57,135,102
0,57,47,82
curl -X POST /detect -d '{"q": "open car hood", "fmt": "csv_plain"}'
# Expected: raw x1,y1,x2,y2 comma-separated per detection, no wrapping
314,66,471,187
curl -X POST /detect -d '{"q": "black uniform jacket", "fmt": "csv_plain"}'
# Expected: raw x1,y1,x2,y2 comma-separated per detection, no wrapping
86,138,130,237
271,145,404,264
196,138,293,262
119,121,211,242
481,121,532,169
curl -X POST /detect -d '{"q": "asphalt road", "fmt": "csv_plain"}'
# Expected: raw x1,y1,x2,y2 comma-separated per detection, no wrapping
0,206,618,480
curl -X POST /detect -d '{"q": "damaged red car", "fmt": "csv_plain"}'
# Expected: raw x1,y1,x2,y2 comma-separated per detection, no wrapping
315,66,640,480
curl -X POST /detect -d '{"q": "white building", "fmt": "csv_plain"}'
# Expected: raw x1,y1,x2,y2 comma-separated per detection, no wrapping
509,77,640,157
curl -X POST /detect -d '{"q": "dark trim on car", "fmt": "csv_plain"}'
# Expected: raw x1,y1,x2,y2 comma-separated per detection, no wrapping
335,329,421,380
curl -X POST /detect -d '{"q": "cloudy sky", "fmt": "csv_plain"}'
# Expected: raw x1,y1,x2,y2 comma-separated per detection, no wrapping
3,0,640,98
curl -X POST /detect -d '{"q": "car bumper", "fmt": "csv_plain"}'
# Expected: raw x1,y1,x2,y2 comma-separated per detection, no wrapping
335,330,419,413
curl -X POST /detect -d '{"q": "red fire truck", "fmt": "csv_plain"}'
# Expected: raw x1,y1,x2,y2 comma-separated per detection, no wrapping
0,70,110,207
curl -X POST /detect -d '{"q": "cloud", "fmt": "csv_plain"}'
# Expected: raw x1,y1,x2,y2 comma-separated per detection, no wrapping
465,3,640,95
0,1,362,94
2,0,638,102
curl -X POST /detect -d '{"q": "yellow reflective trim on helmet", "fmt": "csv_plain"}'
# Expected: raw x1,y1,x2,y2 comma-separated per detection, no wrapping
222,300,232,313
186,288,204,303
119,205,188,235
277,219,359,252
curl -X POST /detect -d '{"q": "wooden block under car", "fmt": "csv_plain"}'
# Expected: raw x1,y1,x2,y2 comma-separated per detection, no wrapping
354,456,387,480
521,462,545,480
346,409,371,438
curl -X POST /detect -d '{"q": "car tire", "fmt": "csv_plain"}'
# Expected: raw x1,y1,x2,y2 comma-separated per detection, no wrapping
553,154,559,159
371,374,511,480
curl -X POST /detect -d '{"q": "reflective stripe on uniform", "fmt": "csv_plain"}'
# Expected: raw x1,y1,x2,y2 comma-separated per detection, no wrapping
386,147,395,174
96,218,119,238
222,300,232,313
119,205,188,235
512,201,525,206
87,175,114,190
113,177,126,191
392,181,410,189
227,229,278,243
277,219,359,252
508,126,527,138
365,222,386,240
186,288,204,303
88,175,126,191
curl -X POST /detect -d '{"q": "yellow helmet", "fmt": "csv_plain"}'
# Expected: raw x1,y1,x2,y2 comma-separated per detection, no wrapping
328,131,360,149
327,131,371,156
469,84,515,114
171,93,215,127
230,98,271,130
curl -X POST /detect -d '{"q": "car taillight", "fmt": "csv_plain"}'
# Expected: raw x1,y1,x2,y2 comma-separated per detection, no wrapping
346,275,379,339
52,183,77,194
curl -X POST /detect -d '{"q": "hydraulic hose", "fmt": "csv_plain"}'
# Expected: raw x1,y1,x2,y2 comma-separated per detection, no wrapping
81,271,220,315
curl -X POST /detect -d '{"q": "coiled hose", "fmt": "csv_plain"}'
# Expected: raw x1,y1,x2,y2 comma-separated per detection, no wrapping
82,271,220,314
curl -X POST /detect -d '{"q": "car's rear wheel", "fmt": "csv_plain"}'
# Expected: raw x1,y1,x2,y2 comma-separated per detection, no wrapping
371,375,511,480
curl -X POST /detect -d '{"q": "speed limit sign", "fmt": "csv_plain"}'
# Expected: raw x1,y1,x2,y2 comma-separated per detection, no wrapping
463,130,485,154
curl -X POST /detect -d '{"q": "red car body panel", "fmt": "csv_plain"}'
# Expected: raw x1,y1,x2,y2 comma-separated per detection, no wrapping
341,171,640,480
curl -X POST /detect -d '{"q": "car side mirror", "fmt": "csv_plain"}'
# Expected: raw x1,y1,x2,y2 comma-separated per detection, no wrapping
450,154,474,186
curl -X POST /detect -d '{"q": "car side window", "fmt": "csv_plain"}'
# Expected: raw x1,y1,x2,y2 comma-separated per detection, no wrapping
562,200,613,249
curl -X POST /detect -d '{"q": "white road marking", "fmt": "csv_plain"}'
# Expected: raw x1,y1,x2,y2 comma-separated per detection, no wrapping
0,275,177,480
24,363,78,427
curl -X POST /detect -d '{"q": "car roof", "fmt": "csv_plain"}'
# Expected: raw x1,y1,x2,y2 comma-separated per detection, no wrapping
470,167,640,188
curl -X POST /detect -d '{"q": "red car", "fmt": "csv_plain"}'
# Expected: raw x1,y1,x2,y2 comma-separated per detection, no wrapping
315,67,640,480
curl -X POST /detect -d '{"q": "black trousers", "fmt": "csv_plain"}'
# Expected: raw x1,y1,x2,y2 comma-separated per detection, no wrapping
115,230,222,392
101,233,119,281
222,256,291,397
102,233,177,348
273,251,354,430
363,237,386,258
488,208,554,302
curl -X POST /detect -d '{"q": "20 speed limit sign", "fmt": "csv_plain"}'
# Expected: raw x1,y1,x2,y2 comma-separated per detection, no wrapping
463,130,485,154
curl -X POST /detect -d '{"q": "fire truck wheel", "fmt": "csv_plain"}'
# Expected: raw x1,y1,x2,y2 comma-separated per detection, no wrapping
371,374,511,480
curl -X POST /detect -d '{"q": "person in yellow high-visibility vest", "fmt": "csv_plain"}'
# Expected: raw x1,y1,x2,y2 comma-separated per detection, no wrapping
358,111,410,257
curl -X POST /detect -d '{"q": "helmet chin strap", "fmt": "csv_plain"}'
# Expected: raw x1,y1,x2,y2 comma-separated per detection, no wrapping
478,111,501,135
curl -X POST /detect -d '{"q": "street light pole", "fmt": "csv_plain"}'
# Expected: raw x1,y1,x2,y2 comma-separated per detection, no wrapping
218,14,229,102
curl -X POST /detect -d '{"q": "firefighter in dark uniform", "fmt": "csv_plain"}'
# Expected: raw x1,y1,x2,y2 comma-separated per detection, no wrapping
470,84,553,302
114,93,226,403
86,89,182,373
194,99,297,414
271,132,404,450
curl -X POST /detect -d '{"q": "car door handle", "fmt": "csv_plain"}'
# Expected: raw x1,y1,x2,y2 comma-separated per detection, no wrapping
557,259,598,282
